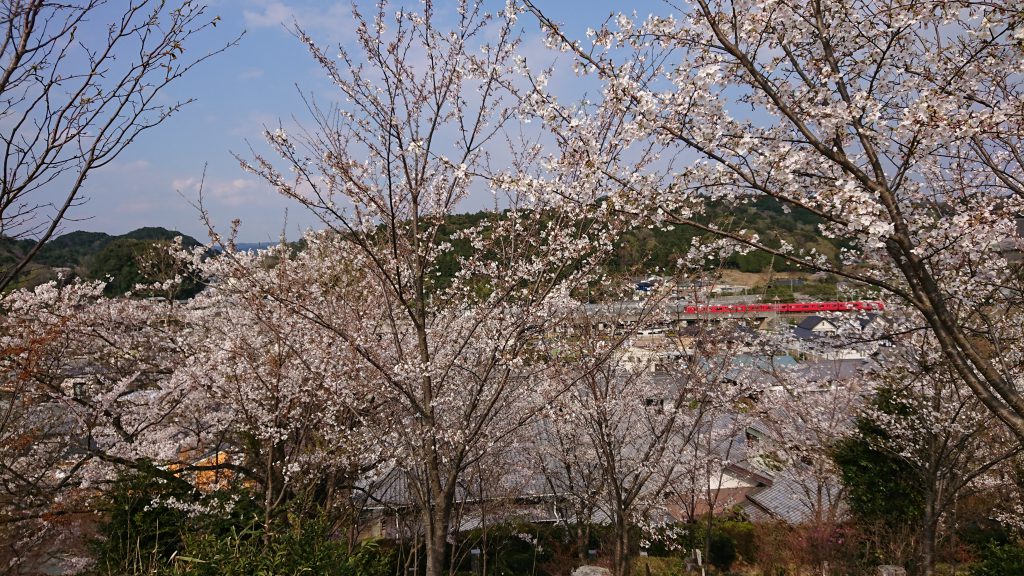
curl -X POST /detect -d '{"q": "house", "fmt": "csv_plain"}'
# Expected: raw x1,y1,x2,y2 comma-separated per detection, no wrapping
741,469,845,524
790,316,869,359
673,416,848,526
793,315,838,339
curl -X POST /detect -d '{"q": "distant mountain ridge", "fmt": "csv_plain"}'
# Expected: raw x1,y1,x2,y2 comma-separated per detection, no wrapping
2,199,839,295
1,227,202,292
33,227,202,268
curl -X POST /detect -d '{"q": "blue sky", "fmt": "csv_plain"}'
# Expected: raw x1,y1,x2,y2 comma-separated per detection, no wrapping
62,0,668,242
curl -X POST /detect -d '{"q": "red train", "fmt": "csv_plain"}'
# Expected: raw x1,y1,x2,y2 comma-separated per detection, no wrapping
680,300,885,315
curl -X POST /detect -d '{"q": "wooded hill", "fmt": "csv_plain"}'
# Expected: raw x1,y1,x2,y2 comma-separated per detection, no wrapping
1,227,201,295
429,197,842,278
610,197,841,274
1,198,839,296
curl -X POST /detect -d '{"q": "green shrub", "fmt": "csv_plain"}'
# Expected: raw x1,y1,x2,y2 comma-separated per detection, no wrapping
91,468,195,575
455,521,558,576
716,520,756,565
708,531,737,573
90,467,391,576
969,542,1024,576
649,519,754,573
831,390,925,531
168,519,394,576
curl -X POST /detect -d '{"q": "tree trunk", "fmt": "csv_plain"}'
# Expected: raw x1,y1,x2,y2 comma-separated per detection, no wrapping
918,496,938,576
576,521,588,564
613,514,632,576
425,506,446,573
424,504,450,576
703,509,714,576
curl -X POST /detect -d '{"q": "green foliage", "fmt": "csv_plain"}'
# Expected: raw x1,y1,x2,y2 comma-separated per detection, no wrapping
607,196,840,274
959,520,1023,576
36,231,114,267
456,521,559,576
7,202,834,296
91,470,192,575
168,521,394,576
0,236,64,291
33,227,199,271
960,518,1015,551
90,467,395,576
832,434,923,529
83,231,203,297
714,520,756,567
832,390,925,530
969,541,1024,576
420,198,841,290
121,228,199,244
1,226,203,294
0,236,36,267
796,281,841,300
831,388,925,570
646,519,755,573
425,211,490,292
86,238,153,295
708,531,737,573
9,265,60,289
732,250,775,273
91,466,262,576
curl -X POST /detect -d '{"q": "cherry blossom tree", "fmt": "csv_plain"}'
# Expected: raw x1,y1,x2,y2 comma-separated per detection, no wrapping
236,2,628,575
522,0,1024,443
0,240,386,569
0,0,235,291
668,372,759,574
0,278,194,571
165,239,389,537
847,338,1021,576
534,301,749,576
756,373,859,529
533,385,605,566
748,357,869,572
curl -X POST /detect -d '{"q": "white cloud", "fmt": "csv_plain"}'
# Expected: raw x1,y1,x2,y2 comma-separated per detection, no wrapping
211,178,268,207
172,176,274,208
242,1,354,42
242,1,294,28
171,177,201,193
107,159,152,172
238,67,265,80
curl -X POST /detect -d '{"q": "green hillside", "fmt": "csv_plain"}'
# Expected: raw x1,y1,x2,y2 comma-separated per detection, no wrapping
611,197,841,274
420,198,840,280
1,201,837,297
0,237,34,269
121,226,202,243
1,227,202,295
34,231,114,267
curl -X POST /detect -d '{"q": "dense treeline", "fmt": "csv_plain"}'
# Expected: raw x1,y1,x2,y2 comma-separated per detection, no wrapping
611,197,841,274
0,227,202,295
423,198,840,288
0,201,835,297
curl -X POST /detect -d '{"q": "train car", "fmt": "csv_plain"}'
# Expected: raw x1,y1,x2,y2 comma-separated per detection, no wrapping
678,300,885,315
